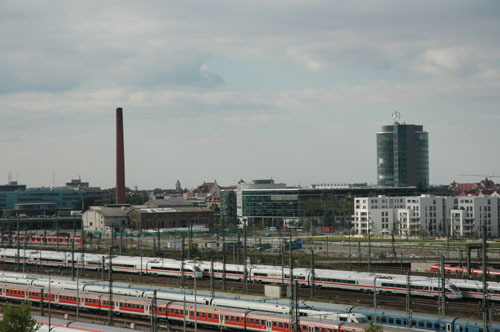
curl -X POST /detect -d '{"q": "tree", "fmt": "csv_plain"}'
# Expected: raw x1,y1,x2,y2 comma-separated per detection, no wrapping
366,321,383,332
0,303,39,332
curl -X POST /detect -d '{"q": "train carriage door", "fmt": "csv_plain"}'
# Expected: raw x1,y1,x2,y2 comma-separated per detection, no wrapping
446,324,452,332
309,326,314,332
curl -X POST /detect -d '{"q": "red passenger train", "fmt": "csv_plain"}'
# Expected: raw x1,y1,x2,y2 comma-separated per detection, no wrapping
2,234,82,244
0,282,367,332
429,265,500,277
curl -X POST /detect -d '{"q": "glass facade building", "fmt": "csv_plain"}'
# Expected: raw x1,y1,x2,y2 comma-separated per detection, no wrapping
0,188,83,210
377,123,429,188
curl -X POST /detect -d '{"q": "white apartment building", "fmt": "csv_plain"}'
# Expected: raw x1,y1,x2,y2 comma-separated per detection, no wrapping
353,194,500,238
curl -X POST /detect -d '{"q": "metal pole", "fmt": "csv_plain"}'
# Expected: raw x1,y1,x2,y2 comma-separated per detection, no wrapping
183,277,186,332
244,219,248,294
151,290,157,332
16,215,19,271
71,240,75,281
467,244,472,278
76,264,79,320
48,272,52,331
23,223,27,273
310,249,315,299
108,247,113,325
194,274,198,332
406,272,412,329
368,228,372,273
289,229,296,332
210,258,215,297
374,276,378,323
120,223,123,255
440,255,446,316
482,224,490,332
358,241,361,267
157,227,161,256
81,217,85,276
40,288,44,316
140,223,143,282
326,235,328,258
102,256,105,281
181,236,185,288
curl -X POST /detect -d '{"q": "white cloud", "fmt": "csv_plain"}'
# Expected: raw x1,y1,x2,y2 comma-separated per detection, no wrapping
224,114,291,124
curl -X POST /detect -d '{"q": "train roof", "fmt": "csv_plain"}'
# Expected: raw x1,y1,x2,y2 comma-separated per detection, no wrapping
30,315,137,332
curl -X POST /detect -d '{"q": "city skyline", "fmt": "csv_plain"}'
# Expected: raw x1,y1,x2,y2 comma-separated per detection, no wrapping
1,1,499,189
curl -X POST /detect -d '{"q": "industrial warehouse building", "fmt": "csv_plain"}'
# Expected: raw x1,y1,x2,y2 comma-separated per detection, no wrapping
127,206,214,230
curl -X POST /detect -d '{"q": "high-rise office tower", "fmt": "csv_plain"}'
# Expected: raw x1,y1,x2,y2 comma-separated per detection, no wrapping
377,120,429,188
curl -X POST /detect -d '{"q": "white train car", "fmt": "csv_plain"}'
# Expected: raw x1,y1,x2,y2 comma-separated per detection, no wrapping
199,261,246,280
147,259,203,278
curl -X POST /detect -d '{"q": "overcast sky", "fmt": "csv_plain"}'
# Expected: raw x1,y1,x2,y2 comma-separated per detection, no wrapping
1,1,499,190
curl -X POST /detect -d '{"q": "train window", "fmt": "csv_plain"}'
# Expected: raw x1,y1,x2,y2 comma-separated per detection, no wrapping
250,318,253,324
381,317,386,323
389,318,394,324
214,314,218,320
285,323,289,329
479,329,484,332
196,312,200,318
418,321,424,328
225,315,229,321
208,313,212,319
411,320,416,327
279,322,283,328
328,329,332,332
321,327,326,332
465,328,469,332
315,326,320,332
176,309,180,315
236,317,240,323
302,325,307,331
231,316,234,322
202,313,206,318
396,319,401,325
273,322,277,328
427,322,433,329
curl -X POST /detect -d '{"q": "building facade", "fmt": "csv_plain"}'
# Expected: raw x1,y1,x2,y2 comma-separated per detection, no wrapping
377,123,429,188
127,207,214,230
83,206,132,234
0,187,84,211
353,194,500,238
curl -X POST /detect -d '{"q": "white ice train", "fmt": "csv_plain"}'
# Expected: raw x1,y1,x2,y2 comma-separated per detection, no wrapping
0,248,202,278
0,247,479,300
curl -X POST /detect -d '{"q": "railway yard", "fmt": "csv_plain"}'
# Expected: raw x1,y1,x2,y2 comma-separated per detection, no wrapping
0,236,498,332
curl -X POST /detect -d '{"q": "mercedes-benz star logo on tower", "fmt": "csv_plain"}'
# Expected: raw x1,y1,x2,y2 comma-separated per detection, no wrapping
392,111,401,122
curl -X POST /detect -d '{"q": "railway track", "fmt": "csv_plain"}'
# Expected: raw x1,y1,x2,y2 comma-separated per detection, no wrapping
0,262,493,321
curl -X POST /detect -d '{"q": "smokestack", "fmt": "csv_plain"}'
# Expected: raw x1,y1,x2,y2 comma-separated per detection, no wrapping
116,107,126,204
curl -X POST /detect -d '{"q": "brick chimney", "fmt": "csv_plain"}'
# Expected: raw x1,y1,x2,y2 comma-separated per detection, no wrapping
116,107,126,204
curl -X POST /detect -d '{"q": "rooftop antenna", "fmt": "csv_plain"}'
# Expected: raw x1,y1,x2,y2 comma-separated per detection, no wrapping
8,171,12,183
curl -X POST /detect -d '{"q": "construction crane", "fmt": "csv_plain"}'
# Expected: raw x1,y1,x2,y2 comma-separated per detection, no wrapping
458,173,500,178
